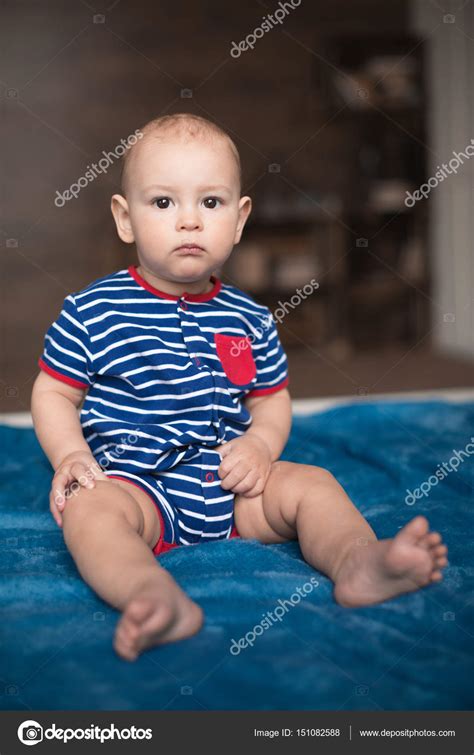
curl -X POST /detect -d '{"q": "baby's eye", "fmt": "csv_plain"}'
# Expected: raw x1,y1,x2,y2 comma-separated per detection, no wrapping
153,196,172,209
202,196,222,209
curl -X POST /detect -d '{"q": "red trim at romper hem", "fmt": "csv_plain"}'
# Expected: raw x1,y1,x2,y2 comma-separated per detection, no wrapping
108,475,241,555
108,475,166,554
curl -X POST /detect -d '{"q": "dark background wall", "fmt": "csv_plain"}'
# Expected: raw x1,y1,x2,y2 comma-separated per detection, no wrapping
1,0,472,413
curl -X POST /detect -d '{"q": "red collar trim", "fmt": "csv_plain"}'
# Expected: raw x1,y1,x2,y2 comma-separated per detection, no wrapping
128,265,221,302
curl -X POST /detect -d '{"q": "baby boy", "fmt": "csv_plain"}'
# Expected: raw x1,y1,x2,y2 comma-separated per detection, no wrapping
31,113,447,662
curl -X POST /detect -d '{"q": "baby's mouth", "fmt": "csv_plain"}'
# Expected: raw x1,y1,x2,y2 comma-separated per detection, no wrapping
174,243,205,255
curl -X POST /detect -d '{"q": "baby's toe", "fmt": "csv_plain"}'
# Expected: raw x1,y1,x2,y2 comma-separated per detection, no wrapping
117,644,138,662
115,618,139,649
114,631,138,661
395,516,429,550
116,623,135,647
122,622,140,646
420,532,442,549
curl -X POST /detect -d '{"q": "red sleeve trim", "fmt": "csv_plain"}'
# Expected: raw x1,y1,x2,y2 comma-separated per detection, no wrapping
246,376,289,398
38,357,89,390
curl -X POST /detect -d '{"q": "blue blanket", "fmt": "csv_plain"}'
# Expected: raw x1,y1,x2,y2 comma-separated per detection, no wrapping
1,401,473,711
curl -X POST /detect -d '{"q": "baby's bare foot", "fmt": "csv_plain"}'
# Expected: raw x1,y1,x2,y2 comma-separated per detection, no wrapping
114,576,203,661
334,516,448,608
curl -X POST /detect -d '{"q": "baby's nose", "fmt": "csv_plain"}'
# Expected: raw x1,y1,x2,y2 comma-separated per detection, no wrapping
177,210,202,230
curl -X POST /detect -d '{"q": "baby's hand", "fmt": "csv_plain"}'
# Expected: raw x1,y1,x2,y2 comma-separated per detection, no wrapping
50,451,107,527
214,435,272,498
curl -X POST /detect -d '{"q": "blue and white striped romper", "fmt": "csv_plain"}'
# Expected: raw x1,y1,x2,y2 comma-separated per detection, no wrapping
38,265,290,555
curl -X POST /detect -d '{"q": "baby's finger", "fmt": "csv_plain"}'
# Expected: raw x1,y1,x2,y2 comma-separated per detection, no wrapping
231,470,259,495
49,490,63,527
215,442,233,462
218,463,237,486
220,462,249,491
88,460,109,482
51,471,70,510
218,452,241,477
218,442,233,458
70,462,95,490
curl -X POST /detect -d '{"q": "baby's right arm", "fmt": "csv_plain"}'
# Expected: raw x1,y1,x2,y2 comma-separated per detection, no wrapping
31,371,107,526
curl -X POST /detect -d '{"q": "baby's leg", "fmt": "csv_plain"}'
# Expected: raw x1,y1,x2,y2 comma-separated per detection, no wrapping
61,479,202,661
234,462,448,607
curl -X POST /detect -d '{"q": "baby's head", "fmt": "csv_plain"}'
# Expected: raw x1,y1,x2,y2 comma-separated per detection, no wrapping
111,113,252,287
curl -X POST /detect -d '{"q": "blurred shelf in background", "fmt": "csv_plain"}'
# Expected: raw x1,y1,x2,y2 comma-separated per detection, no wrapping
221,30,429,361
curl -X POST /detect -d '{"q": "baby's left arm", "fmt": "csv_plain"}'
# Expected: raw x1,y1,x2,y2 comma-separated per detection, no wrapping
244,388,292,461
215,388,292,497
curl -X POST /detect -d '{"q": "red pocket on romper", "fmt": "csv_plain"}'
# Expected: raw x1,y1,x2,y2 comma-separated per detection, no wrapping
214,333,257,385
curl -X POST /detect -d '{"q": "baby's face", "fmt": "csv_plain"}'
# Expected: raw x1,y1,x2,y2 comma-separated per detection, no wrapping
111,136,251,285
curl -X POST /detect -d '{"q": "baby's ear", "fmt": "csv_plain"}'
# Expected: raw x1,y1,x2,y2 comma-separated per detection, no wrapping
111,194,135,243
234,195,252,243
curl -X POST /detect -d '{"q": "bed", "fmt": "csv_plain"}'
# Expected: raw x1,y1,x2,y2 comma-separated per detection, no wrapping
1,392,473,710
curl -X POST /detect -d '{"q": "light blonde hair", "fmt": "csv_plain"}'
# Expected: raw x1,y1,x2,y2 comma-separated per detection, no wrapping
120,113,242,195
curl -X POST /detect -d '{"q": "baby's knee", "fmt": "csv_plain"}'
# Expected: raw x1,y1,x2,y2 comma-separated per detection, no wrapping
61,480,105,526
270,461,336,493
62,480,142,531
